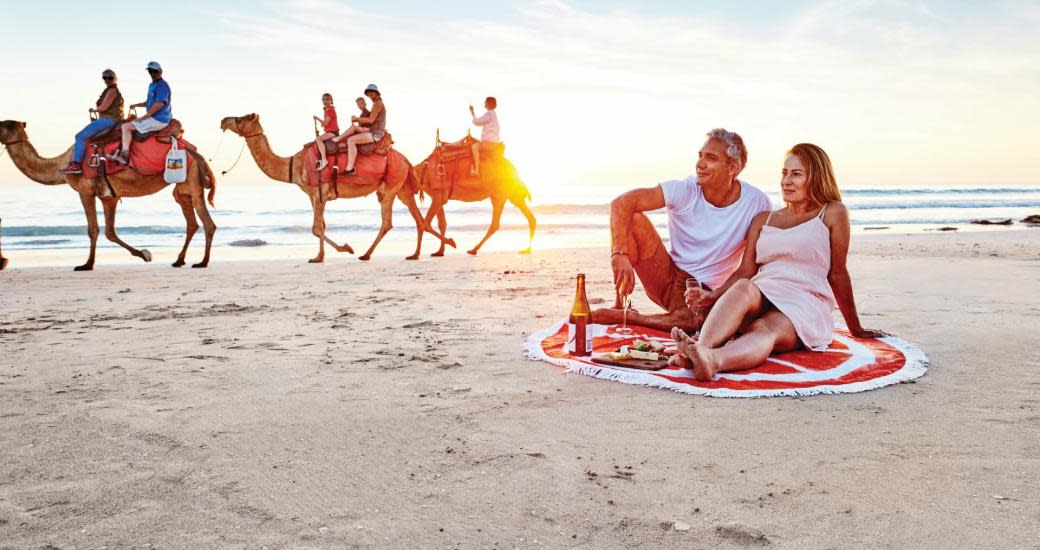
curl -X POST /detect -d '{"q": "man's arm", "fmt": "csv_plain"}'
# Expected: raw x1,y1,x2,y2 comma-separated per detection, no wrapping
472,112,491,126
610,186,666,297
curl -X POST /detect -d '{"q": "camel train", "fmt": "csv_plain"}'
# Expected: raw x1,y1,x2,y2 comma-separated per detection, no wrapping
0,112,536,271
219,113,536,262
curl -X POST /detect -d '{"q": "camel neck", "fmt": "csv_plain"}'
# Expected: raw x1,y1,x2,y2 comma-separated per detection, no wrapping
6,140,70,185
245,134,295,183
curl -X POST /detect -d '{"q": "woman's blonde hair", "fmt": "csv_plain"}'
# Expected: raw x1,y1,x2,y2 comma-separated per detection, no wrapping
787,143,841,205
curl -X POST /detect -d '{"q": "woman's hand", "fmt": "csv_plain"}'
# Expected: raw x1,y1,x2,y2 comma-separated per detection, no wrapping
89,108,97,114
685,287,717,312
851,327,888,339
351,116,359,123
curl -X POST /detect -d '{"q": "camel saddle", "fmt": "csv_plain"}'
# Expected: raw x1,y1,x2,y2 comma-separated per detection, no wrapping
305,132,393,157
86,119,185,147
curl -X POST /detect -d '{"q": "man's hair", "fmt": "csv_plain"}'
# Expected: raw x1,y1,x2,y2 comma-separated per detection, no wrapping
486,96,497,108
706,128,747,173
787,143,842,206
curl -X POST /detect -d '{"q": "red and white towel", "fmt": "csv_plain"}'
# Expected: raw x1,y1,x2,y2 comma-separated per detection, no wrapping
525,320,928,398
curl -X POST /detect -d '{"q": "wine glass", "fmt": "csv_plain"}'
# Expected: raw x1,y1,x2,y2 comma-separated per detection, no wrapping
686,278,708,338
616,293,634,335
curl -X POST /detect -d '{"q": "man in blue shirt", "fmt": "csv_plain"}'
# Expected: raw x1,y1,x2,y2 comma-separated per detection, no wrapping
110,61,172,165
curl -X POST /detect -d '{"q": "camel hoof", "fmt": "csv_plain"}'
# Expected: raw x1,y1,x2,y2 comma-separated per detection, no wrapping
358,255,371,261
446,238,457,249
141,249,153,263
0,258,8,271
74,264,94,272
308,258,324,264
467,249,478,256
172,260,185,268
405,254,419,261
431,251,445,257
191,262,208,269
337,245,354,254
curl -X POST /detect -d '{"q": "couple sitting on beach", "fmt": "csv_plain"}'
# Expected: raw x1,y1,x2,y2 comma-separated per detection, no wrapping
591,128,884,381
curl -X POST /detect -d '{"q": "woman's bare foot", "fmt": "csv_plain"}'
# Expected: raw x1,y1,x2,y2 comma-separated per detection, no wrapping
668,353,691,370
671,327,694,354
687,344,718,382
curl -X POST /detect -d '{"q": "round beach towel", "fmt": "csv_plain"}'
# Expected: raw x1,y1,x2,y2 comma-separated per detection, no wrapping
525,320,928,398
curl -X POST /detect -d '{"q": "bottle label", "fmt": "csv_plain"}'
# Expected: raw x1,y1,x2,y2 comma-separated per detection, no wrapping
566,322,592,355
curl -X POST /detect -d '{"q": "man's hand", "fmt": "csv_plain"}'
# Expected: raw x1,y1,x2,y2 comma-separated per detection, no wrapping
611,253,636,299
469,105,475,116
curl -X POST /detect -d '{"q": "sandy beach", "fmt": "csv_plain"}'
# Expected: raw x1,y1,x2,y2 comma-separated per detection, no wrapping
1,231,1038,549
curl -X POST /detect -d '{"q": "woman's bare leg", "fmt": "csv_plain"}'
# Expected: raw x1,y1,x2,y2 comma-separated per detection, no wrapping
697,279,771,349
345,132,375,172
687,311,800,381
331,126,360,143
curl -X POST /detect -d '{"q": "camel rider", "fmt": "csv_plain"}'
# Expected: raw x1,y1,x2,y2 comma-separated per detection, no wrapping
334,84,386,178
58,69,124,175
109,61,172,165
469,96,500,177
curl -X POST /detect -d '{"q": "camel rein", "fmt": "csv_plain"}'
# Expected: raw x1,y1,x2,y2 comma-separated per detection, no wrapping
221,132,260,176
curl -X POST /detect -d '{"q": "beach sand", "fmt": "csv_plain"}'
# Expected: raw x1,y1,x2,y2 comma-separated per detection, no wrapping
1,231,1038,549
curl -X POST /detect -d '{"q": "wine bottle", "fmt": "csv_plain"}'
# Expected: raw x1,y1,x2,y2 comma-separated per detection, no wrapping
568,273,591,356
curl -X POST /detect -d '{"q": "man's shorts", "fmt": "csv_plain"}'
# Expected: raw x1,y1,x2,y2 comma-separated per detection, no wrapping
131,117,170,134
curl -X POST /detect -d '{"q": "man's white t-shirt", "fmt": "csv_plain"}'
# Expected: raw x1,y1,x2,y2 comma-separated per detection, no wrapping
659,177,773,290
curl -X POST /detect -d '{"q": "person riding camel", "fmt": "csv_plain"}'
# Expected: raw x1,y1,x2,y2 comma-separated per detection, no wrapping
355,97,372,128
331,84,385,178
58,69,124,175
469,96,500,177
108,61,172,166
313,93,339,171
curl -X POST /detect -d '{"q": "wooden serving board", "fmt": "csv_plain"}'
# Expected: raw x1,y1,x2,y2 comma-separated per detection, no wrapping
590,354,670,371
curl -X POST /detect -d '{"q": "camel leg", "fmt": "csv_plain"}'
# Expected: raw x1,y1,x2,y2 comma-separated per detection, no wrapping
0,218,7,271
421,193,449,257
172,192,198,267
358,192,396,261
308,192,354,264
408,190,455,251
100,197,152,263
468,197,506,256
511,196,537,255
190,190,217,268
75,192,100,271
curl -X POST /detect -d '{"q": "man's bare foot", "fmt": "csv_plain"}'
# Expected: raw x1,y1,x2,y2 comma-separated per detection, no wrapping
687,344,717,382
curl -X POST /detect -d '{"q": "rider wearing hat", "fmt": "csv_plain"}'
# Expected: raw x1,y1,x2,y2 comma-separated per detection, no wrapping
109,61,172,165
58,69,124,175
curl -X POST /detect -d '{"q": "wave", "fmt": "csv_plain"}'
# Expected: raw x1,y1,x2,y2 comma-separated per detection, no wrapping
4,225,188,237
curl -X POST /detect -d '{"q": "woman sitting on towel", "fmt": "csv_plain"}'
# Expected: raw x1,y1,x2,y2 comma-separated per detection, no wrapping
672,143,885,381
331,84,385,177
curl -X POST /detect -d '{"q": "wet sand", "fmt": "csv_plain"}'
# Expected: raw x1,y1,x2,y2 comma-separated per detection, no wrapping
1,231,1038,548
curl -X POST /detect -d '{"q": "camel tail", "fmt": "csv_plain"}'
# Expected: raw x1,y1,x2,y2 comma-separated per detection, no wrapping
191,150,217,207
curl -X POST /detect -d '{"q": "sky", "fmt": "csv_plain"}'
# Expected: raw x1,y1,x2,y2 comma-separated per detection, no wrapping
1,0,1038,201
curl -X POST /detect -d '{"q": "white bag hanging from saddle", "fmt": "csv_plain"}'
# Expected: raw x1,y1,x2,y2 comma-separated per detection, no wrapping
164,137,188,184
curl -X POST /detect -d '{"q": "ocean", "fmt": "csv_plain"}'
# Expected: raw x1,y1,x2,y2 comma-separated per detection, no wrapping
0,183,1037,257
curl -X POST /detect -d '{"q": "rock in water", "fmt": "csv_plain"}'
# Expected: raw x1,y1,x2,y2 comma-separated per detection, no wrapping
229,239,269,247
1021,214,1040,224
970,219,1013,225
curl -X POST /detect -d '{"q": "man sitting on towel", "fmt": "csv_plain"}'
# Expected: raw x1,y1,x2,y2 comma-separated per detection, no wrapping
109,61,172,165
590,128,772,332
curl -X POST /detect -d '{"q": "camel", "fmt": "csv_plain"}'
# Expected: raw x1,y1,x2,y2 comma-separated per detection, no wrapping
0,120,217,270
415,133,536,256
219,113,454,262
0,218,7,271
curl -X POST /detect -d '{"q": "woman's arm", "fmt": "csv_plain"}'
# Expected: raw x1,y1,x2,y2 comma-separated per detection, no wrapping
354,102,382,124
95,89,117,112
688,211,768,310
825,202,886,338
